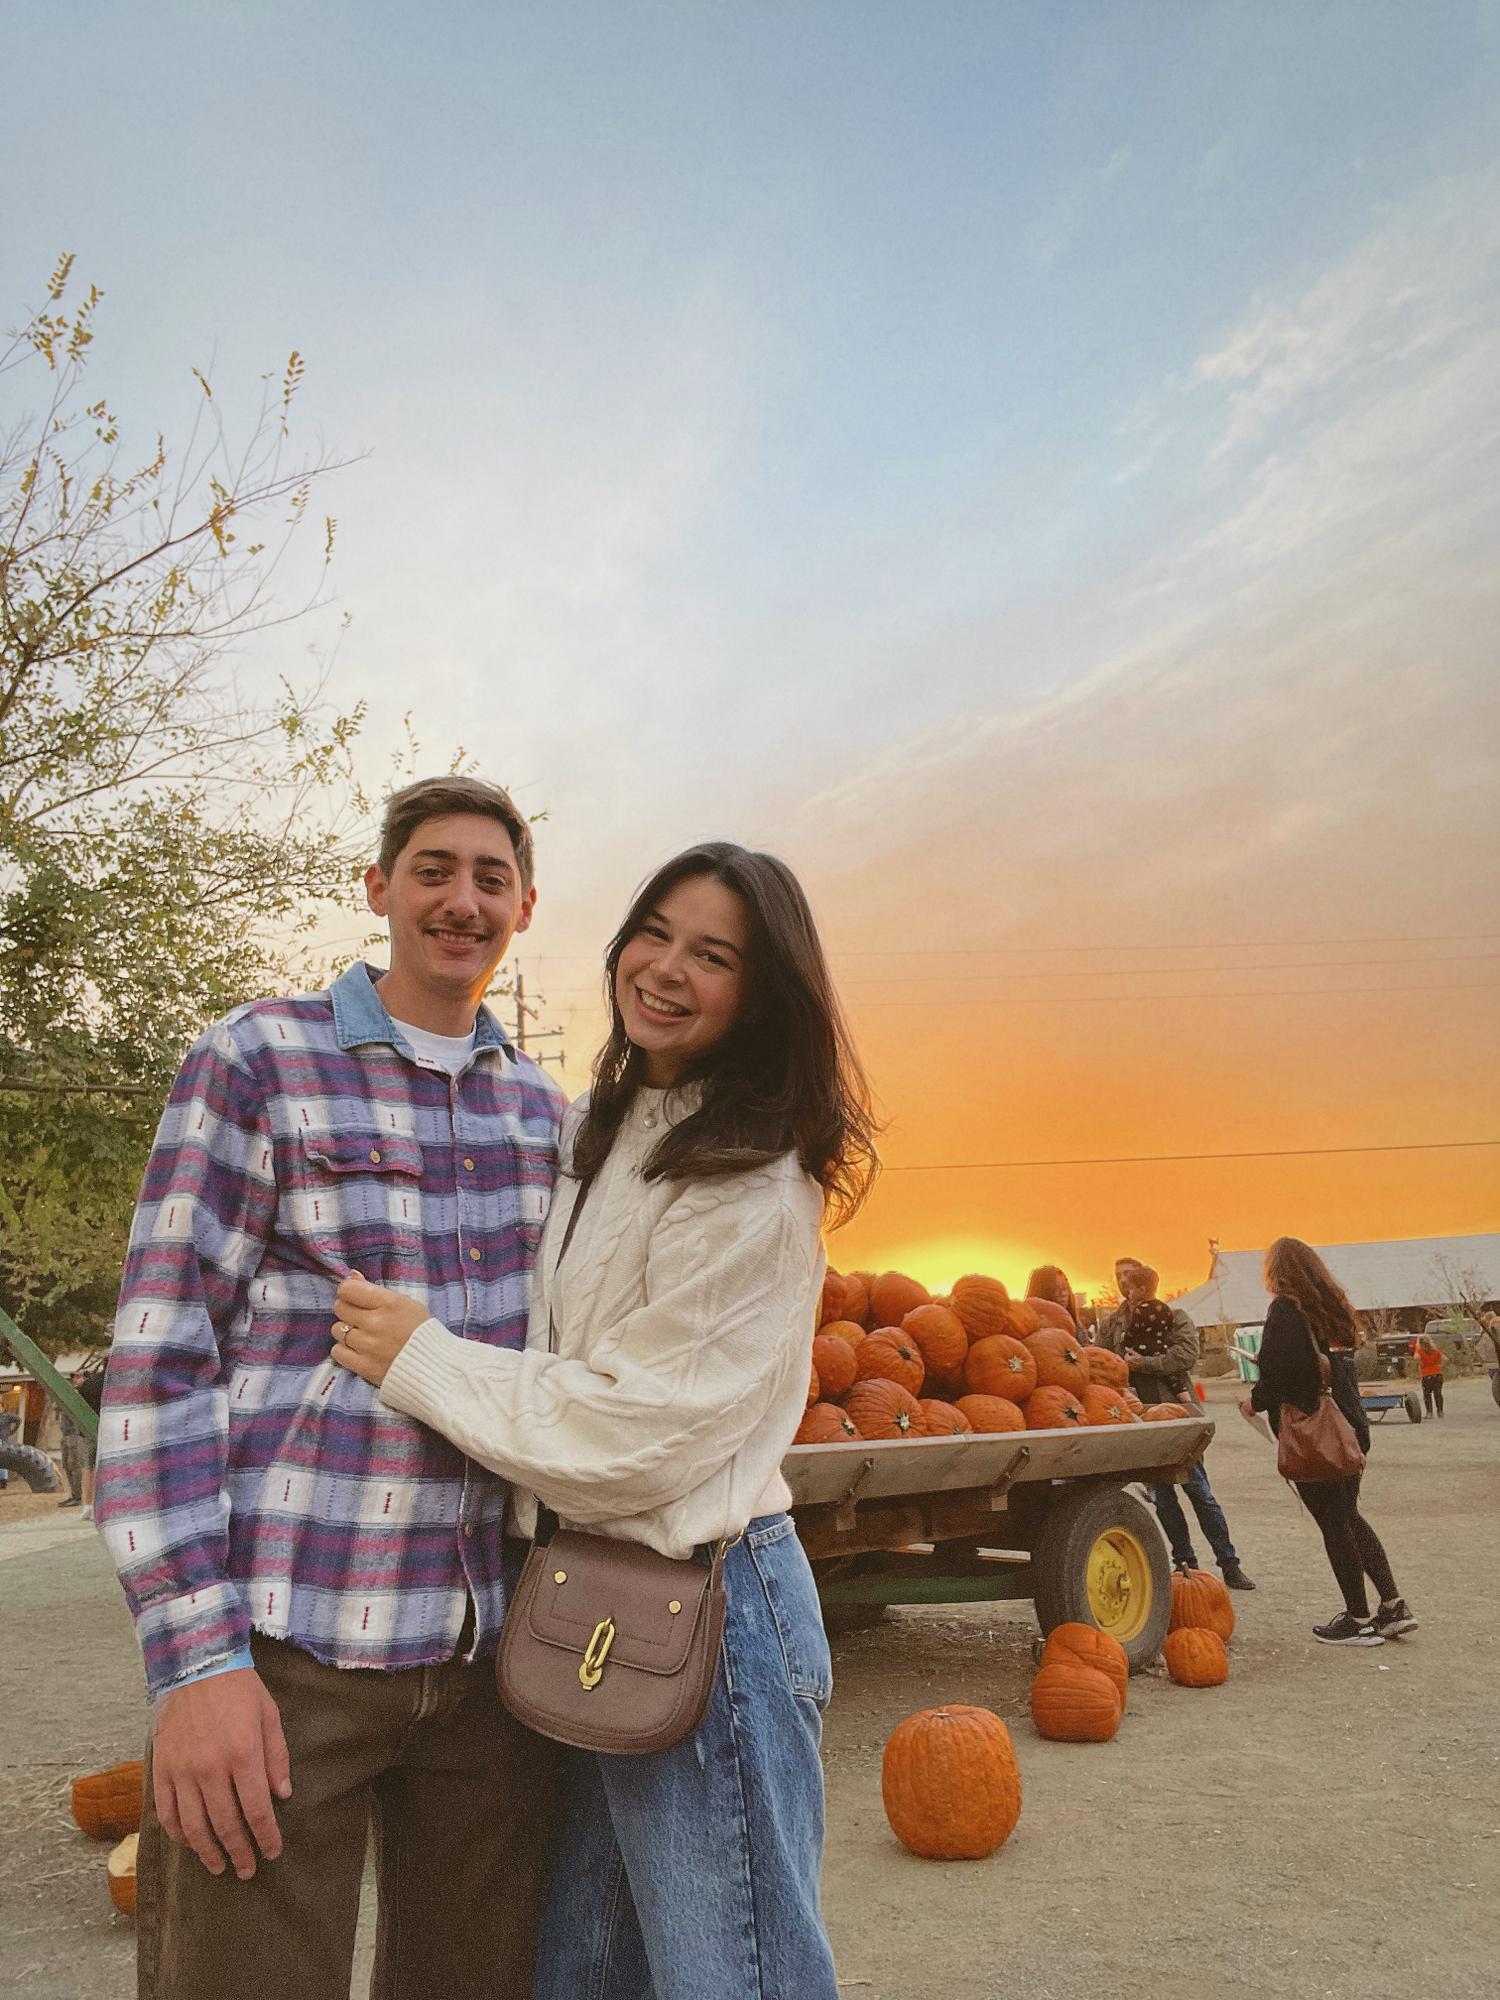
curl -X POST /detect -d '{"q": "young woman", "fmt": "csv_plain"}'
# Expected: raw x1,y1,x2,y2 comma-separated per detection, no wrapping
1025,1264,1081,1335
1246,1237,1417,1647
329,841,876,2000
1408,1332,1446,1417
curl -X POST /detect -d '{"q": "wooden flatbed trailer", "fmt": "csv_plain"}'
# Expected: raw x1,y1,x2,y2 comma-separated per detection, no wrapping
785,1415,1214,1671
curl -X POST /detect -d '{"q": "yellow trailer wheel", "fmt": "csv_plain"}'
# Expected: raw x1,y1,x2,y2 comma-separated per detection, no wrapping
1031,1484,1173,1670
1085,1527,1154,1646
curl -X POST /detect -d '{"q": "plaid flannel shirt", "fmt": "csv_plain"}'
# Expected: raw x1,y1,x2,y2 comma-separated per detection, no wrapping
95,962,565,1697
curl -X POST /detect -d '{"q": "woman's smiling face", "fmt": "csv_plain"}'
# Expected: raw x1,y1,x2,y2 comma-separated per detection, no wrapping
615,875,750,1087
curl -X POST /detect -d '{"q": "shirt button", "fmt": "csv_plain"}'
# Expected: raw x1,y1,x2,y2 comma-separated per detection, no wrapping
643,1111,658,1129
463,1157,476,1172
463,1522,475,1538
469,1247,481,1263
369,1148,381,1164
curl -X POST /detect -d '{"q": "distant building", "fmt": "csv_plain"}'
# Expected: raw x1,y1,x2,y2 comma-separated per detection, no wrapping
1175,1232,1500,1334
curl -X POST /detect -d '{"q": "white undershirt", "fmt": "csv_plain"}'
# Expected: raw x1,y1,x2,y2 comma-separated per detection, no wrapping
390,1015,478,1074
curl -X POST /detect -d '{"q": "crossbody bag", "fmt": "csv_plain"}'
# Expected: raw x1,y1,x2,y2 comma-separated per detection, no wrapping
494,1174,729,1754
1276,1315,1366,1484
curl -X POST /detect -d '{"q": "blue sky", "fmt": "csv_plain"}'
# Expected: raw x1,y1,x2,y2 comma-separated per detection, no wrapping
6,2,1498,1279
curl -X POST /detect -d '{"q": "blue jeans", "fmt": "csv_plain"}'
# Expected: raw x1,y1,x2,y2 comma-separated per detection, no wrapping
533,1513,838,2000
1151,1460,1238,1569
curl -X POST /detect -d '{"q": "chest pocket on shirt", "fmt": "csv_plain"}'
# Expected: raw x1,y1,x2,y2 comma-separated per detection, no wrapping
297,1131,425,1262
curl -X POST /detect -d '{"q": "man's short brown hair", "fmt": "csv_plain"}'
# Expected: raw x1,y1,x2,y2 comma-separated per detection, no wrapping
378,776,535,890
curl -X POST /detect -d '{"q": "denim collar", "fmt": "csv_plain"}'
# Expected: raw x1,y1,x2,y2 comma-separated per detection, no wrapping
328,961,515,1063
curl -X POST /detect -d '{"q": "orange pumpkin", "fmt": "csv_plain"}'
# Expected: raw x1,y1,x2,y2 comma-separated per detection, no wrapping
1025,1328,1090,1391
1143,1401,1191,1421
806,1360,820,1409
854,1331,925,1396
1041,1622,1129,1711
71,1761,145,1842
1024,1297,1077,1334
916,1398,974,1437
1081,1384,1132,1426
923,1366,968,1401
811,1333,859,1400
1122,1388,1146,1417
870,1271,930,1326
902,1302,968,1377
963,1334,1037,1403
841,1271,874,1327
946,1274,1012,1343
1164,1627,1229,1687
817,1271,847,1328
881,1705,1022,1860
1030,1660,1122,1742
955,1393,1027,1435
844,1378,924,1440
1083,1346,1129,1391
107,1833,138,1917
794,1402,860,1445
999,1297,1042,1339
1024,1385,1086,1430
1169,1567,1235,1642
818,1318,867,1351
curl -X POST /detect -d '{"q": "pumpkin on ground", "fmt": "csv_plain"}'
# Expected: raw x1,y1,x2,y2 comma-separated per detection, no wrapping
818,1318,867,1351
794,1402,859,1446
811,1333,859,1400
1144,1402,1191,1421
1169,1567,1236,1642
955,1394,1027,1435
1164,1627,1229,1687
870,1271,930,1327
1025,1329,1090,1391
1081,1384,1132,1426
1024,1297,1077,1334
1024,1385,1087,1430
844,1378,925,1440
854,1331,925,1396
1083,1346,1129,1391
902,1303,969,1377
1030,1661,1122,1742
881,1705,1022,1860
107,1833,138,1917
963,1334,1037,1403
917,1398,974,1436
71,1761,145,1842
1041,1622,1129,1710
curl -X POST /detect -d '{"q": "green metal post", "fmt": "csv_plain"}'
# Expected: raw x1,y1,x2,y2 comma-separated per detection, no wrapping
0,1307,100,1438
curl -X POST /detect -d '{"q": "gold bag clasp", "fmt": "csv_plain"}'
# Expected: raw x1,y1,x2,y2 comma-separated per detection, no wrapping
579,1617,616,1690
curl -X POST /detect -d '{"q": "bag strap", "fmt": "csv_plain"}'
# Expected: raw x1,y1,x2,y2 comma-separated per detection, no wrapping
1299,1309,1332,1393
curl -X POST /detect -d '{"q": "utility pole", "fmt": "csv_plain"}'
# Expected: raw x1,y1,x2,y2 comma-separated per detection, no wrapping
510,970,566,1068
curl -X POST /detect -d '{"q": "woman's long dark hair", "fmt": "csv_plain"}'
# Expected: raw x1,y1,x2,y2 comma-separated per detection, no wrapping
570,843,879,1226
1264,1236,1364,1350
1025,1265,1079,1329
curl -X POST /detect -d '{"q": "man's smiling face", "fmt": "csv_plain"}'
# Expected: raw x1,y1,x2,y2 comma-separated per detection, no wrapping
365,812,535,1019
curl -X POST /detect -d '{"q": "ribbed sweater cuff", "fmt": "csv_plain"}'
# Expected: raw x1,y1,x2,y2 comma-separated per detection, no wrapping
379,1316,507,1430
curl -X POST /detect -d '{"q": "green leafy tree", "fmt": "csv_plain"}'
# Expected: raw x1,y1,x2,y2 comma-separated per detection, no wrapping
0,257,372,1348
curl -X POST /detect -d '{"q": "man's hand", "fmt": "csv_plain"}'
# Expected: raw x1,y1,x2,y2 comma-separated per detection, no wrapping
330,1274,429,1388
152,1669,291,1878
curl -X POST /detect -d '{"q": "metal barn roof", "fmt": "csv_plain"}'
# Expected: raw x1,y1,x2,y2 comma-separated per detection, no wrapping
1175,1233,1500,1328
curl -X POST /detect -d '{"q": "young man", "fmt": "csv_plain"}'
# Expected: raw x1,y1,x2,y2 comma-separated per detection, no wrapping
1097,1258,1255,1591
95,776,567,2000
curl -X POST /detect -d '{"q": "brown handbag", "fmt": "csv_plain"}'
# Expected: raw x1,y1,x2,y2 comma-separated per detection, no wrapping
1276,1319,1366,1483
494,1175,730,1754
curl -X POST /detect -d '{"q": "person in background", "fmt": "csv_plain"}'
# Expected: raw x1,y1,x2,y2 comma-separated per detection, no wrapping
95,775,565,2000
1482,1313,1500,1409
1025,1264,1081,1335
1247,1236,1416,1646
58,1367,105,1515
1099,1258,1255,1591
1408,1333,1445,1417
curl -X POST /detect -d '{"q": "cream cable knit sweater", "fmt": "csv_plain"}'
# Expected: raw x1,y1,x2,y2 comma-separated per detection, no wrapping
379,1087,827,1554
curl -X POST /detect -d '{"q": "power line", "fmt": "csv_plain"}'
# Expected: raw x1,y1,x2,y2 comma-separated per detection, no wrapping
517,932,1500,965
528,979,1500,1005
880,1138,1500,1174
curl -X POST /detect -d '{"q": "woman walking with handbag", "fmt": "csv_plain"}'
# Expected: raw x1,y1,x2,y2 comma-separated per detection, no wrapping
1245,1237,1417,1647
328,841,876,2000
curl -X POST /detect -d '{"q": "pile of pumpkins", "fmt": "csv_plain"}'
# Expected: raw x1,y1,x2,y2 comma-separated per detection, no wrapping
71,1758,143,1915
884,1578,1235,1861
798,1267,1191,1445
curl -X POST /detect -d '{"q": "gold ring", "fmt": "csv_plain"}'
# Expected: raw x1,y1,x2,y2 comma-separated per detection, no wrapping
334,1322,350,1337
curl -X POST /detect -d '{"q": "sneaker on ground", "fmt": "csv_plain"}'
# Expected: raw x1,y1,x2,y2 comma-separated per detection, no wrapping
1372,1599,1419,1638
1313,1612,1383,1646
1220,1563,1256,1590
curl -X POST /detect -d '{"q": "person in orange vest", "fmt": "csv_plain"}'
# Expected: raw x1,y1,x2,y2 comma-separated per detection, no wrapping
1408,1333,1445,1418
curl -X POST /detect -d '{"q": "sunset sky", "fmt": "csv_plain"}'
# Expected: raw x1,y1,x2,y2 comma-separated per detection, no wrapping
5,3,1497,1296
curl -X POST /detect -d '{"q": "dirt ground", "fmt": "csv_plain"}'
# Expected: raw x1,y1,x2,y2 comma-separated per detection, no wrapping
2,1375,1496,2000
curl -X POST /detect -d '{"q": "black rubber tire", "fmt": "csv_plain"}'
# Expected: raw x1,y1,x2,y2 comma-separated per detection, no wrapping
1030,1483,1173,1673
0,1441,62,1492
1404,1395,1422,1425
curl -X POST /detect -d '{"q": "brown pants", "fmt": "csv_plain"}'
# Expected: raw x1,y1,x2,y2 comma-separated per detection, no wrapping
138,1633,557,2000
